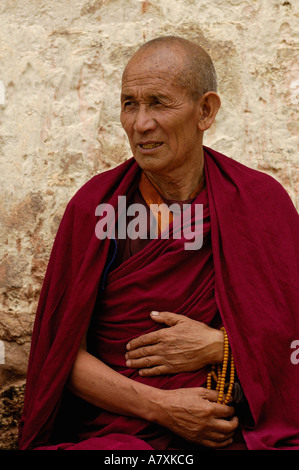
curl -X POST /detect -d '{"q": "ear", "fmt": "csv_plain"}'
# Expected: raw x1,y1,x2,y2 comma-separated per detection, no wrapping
197,92,221,132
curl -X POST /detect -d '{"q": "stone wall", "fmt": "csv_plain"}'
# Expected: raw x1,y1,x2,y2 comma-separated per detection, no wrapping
0,0,298,449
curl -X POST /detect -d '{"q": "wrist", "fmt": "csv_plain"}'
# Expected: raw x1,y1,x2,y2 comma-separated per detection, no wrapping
209,328,224,364
141,386,168,424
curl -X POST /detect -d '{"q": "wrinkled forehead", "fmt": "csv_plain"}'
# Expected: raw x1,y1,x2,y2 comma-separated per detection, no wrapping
122,45,186,88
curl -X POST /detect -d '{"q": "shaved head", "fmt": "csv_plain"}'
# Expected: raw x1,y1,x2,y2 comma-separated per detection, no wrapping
125,36,218,100
120,34,221,198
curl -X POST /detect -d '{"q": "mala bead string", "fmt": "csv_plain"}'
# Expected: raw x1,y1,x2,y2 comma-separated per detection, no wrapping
224,354,235,405
206,327,235,405
217,328,229,403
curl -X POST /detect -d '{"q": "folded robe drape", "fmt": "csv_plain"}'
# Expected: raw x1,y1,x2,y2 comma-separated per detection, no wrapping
18,147,299,450
69,183,218,450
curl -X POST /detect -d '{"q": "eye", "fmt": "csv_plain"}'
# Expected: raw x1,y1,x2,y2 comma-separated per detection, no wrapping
123,100,136,110
151,98,162,106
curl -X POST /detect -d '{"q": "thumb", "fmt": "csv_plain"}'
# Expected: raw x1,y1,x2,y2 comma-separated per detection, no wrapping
150,310,182,327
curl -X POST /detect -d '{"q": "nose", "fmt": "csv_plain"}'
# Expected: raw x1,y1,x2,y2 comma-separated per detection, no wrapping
133,105,157,133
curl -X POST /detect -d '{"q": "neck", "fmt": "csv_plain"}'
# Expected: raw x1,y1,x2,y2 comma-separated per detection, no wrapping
145,157,204,201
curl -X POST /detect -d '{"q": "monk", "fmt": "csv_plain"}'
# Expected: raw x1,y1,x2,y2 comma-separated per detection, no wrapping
18,36,299,451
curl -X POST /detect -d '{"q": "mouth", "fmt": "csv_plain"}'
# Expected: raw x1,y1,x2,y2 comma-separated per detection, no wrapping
138,142,163,150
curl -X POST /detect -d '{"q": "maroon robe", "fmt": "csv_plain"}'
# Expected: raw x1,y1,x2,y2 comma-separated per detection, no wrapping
18,147,299,450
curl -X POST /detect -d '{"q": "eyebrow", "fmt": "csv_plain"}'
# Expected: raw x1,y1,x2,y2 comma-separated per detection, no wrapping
121,93,135,103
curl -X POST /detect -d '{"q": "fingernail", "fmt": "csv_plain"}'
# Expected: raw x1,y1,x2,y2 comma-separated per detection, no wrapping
151,311,159,316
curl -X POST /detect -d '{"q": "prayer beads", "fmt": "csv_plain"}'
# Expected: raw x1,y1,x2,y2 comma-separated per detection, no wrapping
206,327,235,405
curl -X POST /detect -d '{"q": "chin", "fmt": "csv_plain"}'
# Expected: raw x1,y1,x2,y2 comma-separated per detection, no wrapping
134,156,160,171
133,153,170,174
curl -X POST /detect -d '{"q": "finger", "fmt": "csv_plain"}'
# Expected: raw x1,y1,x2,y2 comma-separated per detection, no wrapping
126,311,183,351
138,364,170,376
126,331,161,351
199,389,236,419
126,344,157,360
212,415,239,434
198,387,220,402
212,403,236,421
202,418,238,448
126,355,162,369
201,437,234,448
204,429,235,443
150,311,182,327
216,403,236,420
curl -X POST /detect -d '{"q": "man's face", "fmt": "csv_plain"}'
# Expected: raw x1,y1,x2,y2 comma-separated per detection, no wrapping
120,46,203,177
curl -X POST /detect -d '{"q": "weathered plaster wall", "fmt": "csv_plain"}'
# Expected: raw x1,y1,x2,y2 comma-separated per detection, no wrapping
0,0,298,449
